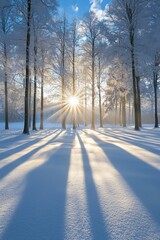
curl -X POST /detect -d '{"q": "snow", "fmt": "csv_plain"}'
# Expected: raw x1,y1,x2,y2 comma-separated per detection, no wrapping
0,125,160,240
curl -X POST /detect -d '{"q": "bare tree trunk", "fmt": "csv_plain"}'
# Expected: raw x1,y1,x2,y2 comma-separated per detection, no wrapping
29,76,31,128
128,95,131,125
98,57,103,128
23,0,31,134
40,49,44,130
136,76,142,127
122,96,126,127
153,71,159,128
61,15,66,130
91,39,95,129
132,103,134,125
126,4,139,130
114,97,117,126
131,46,139,130
72,25,76,129
4,42,9,129
84,69,87,127
32,30,37,130
62,76,66,129
119,100,122,126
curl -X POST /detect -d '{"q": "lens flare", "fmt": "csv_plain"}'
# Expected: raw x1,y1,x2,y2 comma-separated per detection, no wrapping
68,96,79,107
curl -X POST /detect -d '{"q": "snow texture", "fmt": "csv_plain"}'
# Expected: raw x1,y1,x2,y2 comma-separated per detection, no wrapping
0,124,160,240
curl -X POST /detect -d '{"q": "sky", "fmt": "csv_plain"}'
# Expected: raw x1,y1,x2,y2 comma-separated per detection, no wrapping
58,0,111,19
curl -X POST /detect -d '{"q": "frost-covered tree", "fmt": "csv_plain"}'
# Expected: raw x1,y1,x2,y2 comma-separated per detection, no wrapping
0,0,15,129
81,12,103,129
108,0,149,130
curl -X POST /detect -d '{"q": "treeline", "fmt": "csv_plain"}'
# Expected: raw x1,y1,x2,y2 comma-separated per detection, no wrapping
0,0,159,133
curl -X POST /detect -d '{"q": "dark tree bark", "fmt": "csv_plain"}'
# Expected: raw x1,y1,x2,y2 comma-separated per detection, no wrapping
136,76,142,127
153,71,159,128
29,76,31,128
126,4,140,130
128,95,131,125
1,8,9,130
4,42,9,130
32,29,37,130
40,49,44,130
23,0,32,134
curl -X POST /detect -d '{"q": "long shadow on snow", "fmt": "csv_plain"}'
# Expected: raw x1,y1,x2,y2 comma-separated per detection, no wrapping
2,130,75,240
0,130,63,180
95,129,160,156
77,132,110,240
82,130,160,225
0,129,60,160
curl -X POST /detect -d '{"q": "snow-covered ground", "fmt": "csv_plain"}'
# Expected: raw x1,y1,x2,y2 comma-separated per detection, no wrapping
0,125,160,240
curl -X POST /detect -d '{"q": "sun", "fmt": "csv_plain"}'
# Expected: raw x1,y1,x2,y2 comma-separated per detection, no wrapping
68,96,79,107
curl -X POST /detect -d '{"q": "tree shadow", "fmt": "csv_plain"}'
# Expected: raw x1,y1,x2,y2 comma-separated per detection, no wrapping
0,129,60,160
2,131,75,240
77,132,110,240
95,129,160,156
83,130,160,225
0,130,63,180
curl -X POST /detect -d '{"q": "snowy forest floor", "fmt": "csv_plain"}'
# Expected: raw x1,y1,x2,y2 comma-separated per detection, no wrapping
0,124,160,240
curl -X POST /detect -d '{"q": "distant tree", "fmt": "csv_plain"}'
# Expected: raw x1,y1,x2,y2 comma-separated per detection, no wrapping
0,1,13,129
68,18,79,129
81,12,102,129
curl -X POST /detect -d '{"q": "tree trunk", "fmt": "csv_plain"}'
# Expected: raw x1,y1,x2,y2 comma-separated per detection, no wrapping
153,71,159,128
131,45,139,130
32,31,37,130
91,39,95,129
122,96,126,127
72,34,76,129
23,0,31,134
136,76,142,127
40,50,44,130
4,43,9,130
128,95,131,125
114,97,117,126
29,76,31,128
126,3,140,130
98,57,103,128
61,15,66,130
84,69,87,127
119,100,122,126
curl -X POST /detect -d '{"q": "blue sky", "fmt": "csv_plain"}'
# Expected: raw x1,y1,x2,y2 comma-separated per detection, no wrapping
58,0,111,19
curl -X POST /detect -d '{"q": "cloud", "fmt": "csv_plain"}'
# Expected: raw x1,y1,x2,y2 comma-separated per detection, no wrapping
72,4,79,12
89,0,107,20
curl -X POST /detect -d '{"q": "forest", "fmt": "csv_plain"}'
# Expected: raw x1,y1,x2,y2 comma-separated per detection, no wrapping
1,1,160,239
0,0,160,133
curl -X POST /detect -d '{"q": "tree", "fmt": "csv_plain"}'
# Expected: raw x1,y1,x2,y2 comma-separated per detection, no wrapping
23,0,32,134
108,0,148,130
81,12,102,129
69,18,79,129
32,17,38,130
97,56,103,127
0,1,13,129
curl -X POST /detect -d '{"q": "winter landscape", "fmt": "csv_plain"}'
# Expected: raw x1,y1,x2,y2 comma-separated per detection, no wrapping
0,0,160,239
0,123,160,240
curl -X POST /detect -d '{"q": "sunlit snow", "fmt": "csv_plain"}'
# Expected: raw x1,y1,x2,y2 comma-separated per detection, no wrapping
0,124,160,240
